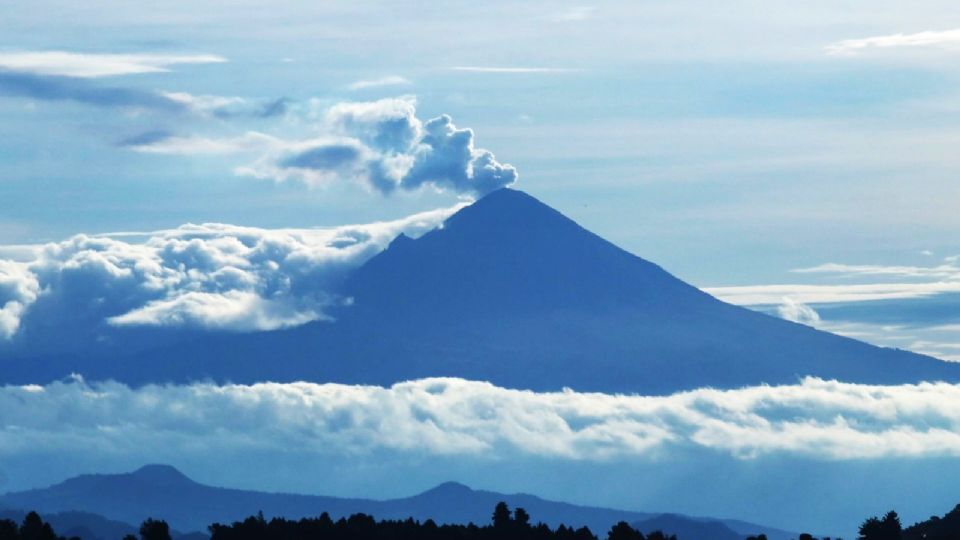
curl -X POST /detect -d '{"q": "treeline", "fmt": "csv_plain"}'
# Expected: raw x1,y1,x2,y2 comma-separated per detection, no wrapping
1,511,79,540
860,505,960,540
207,503,676,540
19,501,960,540
2,503,676,540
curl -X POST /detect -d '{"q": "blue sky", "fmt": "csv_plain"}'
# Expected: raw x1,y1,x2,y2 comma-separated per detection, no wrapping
4,1,960,534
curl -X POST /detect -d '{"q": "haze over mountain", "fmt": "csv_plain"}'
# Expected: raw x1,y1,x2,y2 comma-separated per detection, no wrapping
2,189,956,393
0,465,799,540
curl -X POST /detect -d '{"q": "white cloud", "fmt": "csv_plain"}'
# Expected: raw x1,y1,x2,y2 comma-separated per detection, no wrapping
707,255,960,305
826,29,960,56
127,132,281,155
0,51,227,78
0,260,39,339
162,91,246,114
777,297,820,325
705,281,960,305
550,6,596,22
6,376,960,461
449,66,578,74
0,206,463,338
347,76,411,91
108,290,325,331
793,261,960,279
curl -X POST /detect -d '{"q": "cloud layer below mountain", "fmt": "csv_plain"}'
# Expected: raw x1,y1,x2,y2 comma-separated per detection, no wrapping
5,376,960,462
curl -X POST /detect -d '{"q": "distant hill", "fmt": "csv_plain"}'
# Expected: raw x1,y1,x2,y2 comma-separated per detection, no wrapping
0,465,797,540
0,509,136,540
3,188,956,393
633,514,748,540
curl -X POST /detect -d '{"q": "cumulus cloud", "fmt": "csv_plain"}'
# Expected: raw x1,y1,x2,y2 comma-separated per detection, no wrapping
777,297,821,326
0,205,462,340
0,51,226,78
826,29,960,56
5,376,960,461
135,96,518,196
0,260,39,339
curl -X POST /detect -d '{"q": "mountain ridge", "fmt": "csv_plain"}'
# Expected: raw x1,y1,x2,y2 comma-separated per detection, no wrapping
0,465,800,540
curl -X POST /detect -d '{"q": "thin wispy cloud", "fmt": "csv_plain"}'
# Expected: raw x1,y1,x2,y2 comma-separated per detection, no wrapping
449,66,579,74
550,6,597,22
706,282,960,305
793,261,960,279
0,51,227,78
347,75,411,91
0,70,187,111
708,256,960,305
707,255,960,362
826,29,960,56
122,131,280,155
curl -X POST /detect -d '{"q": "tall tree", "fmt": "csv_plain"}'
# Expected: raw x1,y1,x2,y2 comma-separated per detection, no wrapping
493,502,512,529
139,519,172,540
607,521,644,540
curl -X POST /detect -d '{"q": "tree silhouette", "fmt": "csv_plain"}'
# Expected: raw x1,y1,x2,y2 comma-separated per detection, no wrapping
859,511,901,540
139,519,172,540
493,502,513,530
18,513,57,540
514,508,531,529
207,503,597,540
607,521,644,540
0,520,17,540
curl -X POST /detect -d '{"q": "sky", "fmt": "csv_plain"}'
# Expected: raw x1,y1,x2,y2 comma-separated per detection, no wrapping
3,1,960,535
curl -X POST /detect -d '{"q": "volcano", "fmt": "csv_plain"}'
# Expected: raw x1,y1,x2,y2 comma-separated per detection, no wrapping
3,188,956,392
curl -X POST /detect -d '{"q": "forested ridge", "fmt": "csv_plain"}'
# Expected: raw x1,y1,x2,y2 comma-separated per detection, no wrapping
9,500,960,540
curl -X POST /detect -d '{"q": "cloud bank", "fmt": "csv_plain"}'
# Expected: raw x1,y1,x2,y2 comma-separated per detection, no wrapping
0,205,461,341
5,376,960,462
